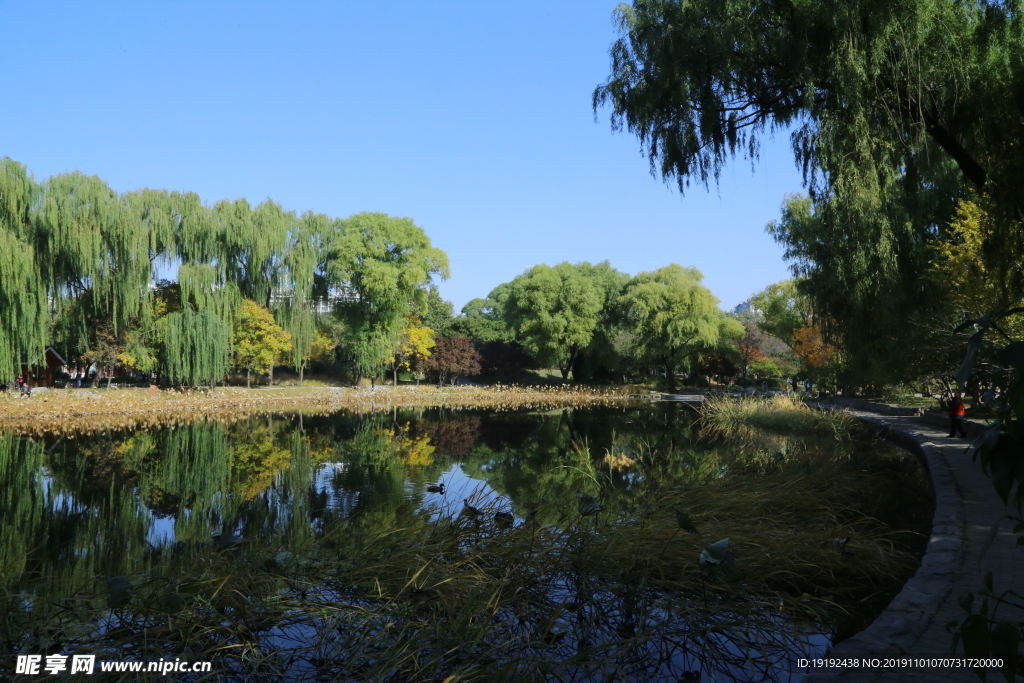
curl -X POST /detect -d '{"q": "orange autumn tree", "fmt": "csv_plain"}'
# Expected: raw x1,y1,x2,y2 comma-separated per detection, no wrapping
793,322,842,389
793,324,832,367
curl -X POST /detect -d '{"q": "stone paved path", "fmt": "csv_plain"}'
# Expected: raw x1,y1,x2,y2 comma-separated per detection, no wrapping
809,410,1021,682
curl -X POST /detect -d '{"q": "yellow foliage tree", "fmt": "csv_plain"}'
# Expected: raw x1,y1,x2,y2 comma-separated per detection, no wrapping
232,300,293,388
385,316,435,385
928,198,1000,315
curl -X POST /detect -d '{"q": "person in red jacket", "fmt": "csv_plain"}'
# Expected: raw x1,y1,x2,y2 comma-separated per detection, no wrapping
948,392,967,438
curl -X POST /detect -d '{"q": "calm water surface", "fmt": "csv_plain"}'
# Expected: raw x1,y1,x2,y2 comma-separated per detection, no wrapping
0,404,930,682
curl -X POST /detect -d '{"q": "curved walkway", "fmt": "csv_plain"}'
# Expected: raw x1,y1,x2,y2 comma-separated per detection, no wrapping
808,408,1021,682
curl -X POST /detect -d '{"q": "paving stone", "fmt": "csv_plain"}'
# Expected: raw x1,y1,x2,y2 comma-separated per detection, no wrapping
806,409,1015,683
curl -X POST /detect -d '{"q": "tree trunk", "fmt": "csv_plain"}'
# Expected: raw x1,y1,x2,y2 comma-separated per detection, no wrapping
246,368,251,389
299,362,305,386
106,365,114,389
393,368,398,386
268,363,274,386
665,363,676,393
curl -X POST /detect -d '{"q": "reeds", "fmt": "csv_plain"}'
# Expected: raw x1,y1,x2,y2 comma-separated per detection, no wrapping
699,394,856,440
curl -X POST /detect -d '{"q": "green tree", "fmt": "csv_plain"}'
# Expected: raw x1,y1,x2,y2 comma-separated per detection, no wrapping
0,159,47,382
572,261,631,382
502,262,605,381
620,265,722,392
593,0,1024,389
454,283,514,343
421,286,456,338
593,0,1024,209
232,300,293,388
162,309,230,389
766,193,944,387
749,280,808,347
324,212,449,382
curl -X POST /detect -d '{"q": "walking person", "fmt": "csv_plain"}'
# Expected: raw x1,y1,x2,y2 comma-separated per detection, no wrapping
947,392,968,438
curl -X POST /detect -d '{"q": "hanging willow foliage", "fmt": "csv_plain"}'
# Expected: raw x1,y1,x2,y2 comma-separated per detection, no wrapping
276,211,330,371
0,160,47,381
39,172,152,333
0,156,450,387
161,309,229,388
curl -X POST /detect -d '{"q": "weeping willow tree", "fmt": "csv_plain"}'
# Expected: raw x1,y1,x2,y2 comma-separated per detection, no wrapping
38,173,154,349
161,309,229,388
0,156,452,388
275,211,331,383
218,198,291,306
0,159,47,382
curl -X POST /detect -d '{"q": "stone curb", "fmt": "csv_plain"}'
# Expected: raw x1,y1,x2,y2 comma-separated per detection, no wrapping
805,412,966,682
831,397,924,416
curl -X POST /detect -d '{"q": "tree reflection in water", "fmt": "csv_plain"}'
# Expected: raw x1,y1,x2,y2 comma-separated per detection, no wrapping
0,405,928,682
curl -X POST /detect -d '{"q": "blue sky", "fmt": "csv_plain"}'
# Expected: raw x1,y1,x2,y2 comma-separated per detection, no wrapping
1,1,805,311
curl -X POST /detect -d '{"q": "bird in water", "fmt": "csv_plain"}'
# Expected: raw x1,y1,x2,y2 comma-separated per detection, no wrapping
462,499,484,518
426,483,445,494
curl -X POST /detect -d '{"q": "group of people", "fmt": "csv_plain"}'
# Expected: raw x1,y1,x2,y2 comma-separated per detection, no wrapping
14,375,32,397
789,377,814,393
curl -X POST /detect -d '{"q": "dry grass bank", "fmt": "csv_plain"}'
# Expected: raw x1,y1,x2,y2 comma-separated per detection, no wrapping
0,384,629,435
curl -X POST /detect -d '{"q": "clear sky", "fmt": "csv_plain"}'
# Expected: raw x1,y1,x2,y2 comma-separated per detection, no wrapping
1,1,805,312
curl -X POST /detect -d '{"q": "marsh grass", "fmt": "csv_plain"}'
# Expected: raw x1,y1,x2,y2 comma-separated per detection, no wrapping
699,394,857,439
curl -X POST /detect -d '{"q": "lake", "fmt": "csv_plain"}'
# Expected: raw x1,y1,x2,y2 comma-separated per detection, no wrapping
0,403,930,682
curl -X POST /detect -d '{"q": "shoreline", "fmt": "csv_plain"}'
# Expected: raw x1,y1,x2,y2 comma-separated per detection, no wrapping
0,384,632,435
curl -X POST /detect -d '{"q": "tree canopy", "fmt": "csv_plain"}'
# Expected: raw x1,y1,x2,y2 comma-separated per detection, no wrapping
502,262,608,381
595,0,1024,387
595,0,1024,206
619,264,723,392
0,158,451,387
328,212,450,379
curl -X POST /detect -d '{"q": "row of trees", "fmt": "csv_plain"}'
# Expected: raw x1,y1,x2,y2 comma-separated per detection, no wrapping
0,158,760,390
442,261,744,391
0,160,840,391
0,160,449,387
